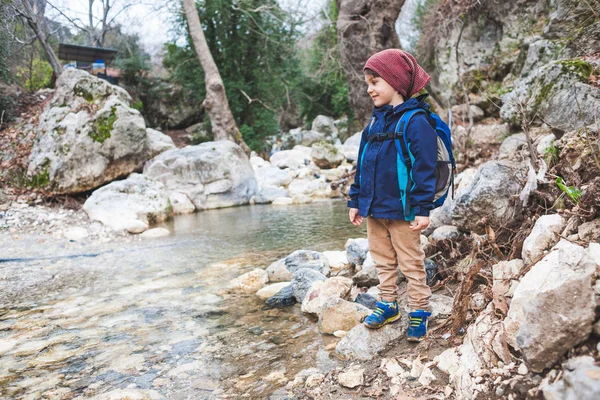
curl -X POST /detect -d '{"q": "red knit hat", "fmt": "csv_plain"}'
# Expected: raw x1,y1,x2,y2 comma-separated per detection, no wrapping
363,49,431,99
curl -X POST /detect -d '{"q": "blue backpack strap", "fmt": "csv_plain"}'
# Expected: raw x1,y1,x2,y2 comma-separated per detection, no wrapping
358,117,376,186
394,108,428,218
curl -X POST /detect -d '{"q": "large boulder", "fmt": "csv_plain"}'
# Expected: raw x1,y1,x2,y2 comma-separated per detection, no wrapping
311,142,345,169
270,149,311,170
318,297,371,334
521,214,566,264
143,141,257,210
452,161,527,233
139,79,202,130
28,69,150,194
311,115,338,138
83,173,172,233
301,277,353,316
254,165,294,189
504,240,596,372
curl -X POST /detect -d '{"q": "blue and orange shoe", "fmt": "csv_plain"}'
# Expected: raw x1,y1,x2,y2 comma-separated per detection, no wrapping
363,300,401,329
407,310,431,342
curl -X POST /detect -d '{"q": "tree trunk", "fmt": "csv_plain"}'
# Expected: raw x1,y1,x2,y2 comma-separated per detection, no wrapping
336,0,404,126
19,0,62,76
182,0,250,154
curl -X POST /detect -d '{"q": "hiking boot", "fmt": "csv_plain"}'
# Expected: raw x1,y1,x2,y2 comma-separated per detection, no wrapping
363,300,400,329
407,310,431,342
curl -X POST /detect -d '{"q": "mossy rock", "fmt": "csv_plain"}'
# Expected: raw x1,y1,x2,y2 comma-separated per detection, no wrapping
89,106,117,143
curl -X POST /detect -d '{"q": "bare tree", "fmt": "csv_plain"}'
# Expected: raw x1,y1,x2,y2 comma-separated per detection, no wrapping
12,0,62,76
182,0,250,153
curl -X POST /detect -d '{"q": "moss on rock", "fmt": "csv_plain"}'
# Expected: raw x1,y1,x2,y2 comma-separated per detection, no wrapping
89,106,117,143
557,59,593,81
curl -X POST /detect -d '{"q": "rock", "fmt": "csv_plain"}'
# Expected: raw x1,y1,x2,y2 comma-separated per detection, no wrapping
517,363,528,375
143,141,257,210
168,192,195,214
498,133,528,160
469,123,510,146
311,142,345,169
335,320,405,360
344,131,362,147
451,104,485,123
254,165,294,188
542,356,600,400
63,226,89,241
318,297,371,334
425,259,439,287
304,373,326,389
522,214,566,264
322,250,348,272
578,219,600,243
146,128,176,157
265,258,291,282
250,155,268,169
88,389,165,400
420,234,431,253
429,293,454,319
272,197,293,206
346,238,369,266
253,186,289,204
337,366,364,388
140,228,170,239
285,250,330,276
536,133,556,155
311,115,338,138
83,173,172,233
270,149,311,170
435,338,483,399
256,282,291,300
265,285,296,308
142,79,202,129
452,161,527,233
301,277,353,315
291,268,327,303
355,293,378,310
431,225,461,241
352,252,379,287
411,358,424,378
28,69,150,194
287,178,331,199
504,240,596,372
229,268,269,294
333,330,347,338
418,367,437,387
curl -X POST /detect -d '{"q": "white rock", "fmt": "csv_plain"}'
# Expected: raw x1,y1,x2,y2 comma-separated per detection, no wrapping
418,367,437,386
536,133,556,155
63,226,89,241
498,133,528,160
254,165,294,188
322,250,348,272
256,282,292,300
140,228,170,239
250,156,268,169
265,258,291,282
146,128,176,157
318,297,370,334
411,359,424,378
431,225,461,241
522,214,566,264
168,191,196,214
270,149,310,170
228,268,269,294
337,366,364,388
517,363,528,375
272,197,293,206
83,173,171,233
301,276,353,316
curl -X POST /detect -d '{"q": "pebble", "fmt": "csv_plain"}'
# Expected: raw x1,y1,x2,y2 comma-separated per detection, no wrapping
333,330,347,338
496,386,505,396
444,386,453,396
517,364,528,375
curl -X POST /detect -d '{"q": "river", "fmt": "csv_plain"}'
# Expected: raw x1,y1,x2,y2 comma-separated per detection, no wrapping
0,200,366,399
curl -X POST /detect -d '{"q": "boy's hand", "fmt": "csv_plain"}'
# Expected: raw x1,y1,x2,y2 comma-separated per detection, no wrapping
409,216,429,231
349,208,364,226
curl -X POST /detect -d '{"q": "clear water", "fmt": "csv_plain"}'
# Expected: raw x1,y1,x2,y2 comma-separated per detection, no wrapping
0,200,366,399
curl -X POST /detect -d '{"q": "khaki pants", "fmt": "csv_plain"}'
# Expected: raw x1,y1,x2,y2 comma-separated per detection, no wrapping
366,217,431,310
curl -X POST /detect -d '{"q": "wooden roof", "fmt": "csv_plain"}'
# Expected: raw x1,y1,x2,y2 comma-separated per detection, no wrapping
58,43,118,64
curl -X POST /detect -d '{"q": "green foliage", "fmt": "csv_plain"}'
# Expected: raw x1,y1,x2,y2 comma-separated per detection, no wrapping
90,106,117,143
111,31,151,86
557,58,593,81
556,177,581,203
0,0,10,83
131,100,144,111
294,0,352,123
544,143,559,165
17,59,53,92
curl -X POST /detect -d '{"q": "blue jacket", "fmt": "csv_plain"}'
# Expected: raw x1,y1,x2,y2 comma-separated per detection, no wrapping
347,97,438,219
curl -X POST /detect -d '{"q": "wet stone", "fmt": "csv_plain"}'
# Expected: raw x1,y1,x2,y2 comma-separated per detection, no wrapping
249,326,264,335
265,285,297,309
169,339,201,356
355,293,378,310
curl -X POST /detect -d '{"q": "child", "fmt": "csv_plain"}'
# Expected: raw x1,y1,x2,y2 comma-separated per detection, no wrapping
348,49,436,342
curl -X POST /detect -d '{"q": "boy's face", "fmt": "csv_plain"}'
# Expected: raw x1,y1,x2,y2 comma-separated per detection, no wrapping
364,73,398,107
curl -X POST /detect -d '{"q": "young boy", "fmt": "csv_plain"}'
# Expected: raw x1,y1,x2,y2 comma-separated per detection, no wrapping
348,49,436,342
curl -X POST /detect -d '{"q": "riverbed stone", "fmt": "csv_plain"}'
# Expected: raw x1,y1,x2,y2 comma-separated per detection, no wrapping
452,161,527,233
146,128,176,157
265,258,291,282
27,69,150,194
64,226,89,241
256,282,291,300
335,319,405,360
143,141,257,210
88,389,165,400
301,277,353,316
352,252,379,287
311,142,345,169
228,268,269,294
522,214,566,264
270,149,310,170
355,293,378,310
542,356,600,400
318,298,370,334
285,250,330,276
140,228,170,239
504,240,596,372
83,173,172,233
265,285,296,308
346,238,369,266
291,268,327,303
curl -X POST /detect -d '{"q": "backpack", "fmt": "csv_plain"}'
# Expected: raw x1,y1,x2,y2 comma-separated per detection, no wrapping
364,103,455,219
